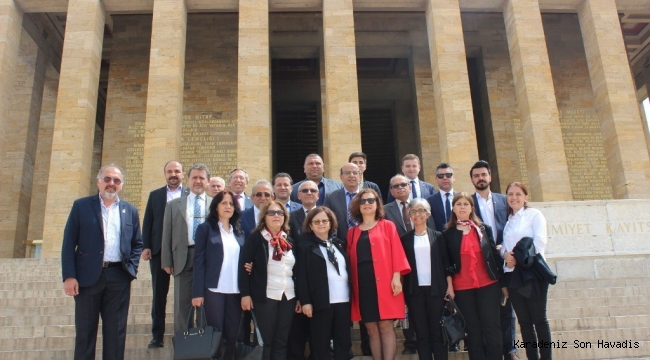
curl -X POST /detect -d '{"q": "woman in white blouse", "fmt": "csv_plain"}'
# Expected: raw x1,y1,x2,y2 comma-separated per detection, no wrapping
501,182,552,360
192,190,245,360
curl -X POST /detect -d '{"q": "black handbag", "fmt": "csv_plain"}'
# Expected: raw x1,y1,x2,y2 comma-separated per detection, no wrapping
234,311,264,360
173,305,222,360
440,295,467,345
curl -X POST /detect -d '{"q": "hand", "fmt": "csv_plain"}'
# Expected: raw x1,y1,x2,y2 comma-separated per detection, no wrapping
141,249,151,261
505,251,516,268
295,300,302,313
446,285,455,300
391,275,402,296
302,304,313,318
244,262,253,273
496,244,503,252
63,278,79,297
192,297,204,307
163,267,174,275
501,287,509,298
241,296,253,310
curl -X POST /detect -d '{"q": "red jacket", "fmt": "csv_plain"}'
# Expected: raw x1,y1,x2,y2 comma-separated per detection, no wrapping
347,219,411,321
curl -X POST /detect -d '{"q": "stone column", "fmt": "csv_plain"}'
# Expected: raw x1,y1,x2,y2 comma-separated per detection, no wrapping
0,29,46,258
41,0,105,258
578,0,650,199
0,0,23,183
140,0,187,209
503,0,572,201
237,0,271,186
322,0,362,177
425,0,478,190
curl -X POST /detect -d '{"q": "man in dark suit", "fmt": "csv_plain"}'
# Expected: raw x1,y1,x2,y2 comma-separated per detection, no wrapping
291,153,342,206
349,151,383,202
141,160,189,348
273,172,301,212
470,160,519,360
323,163,361,244
161,164,212,334
426,163,457,232
386,154,435,203
240,180,274,238
61,164,143,360
228,167,254,211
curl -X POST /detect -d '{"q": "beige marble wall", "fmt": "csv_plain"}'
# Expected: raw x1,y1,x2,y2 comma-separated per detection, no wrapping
41,0,105,258
503,0,572,201
425,0,478,192
577,0,650,199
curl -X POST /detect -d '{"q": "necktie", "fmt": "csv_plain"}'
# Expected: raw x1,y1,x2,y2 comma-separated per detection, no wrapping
410,180,417,199
401,201,412,232
193,195,201,240
444,192,451,223
347,192,357,227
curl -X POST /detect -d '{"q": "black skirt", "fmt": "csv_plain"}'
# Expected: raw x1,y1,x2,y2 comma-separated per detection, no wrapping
357,230,380,322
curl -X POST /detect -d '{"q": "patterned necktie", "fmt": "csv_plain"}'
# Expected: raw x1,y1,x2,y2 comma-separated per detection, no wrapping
193,195,201,240
401,201,412,232
410,180,417,199
444,192,452,223
347,192,357,227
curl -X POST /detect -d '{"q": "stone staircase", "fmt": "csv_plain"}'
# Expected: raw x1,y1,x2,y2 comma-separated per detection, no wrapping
1,258,649,359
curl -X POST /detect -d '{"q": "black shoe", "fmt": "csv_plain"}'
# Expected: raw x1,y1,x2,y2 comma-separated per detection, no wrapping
449,343,460,352
148,339,164,348
402,347,417,355
362,350,372,356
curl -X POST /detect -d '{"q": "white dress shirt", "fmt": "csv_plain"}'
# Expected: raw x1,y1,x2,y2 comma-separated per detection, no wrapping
100,195,122,262
235,193,245,212
186,193,207,246
476,192,497,241
414,233,432,286
501,207,547,273
319,245,350,304
265,231,296,301
253,206,261,226
409,178,421,199
210,221,240,294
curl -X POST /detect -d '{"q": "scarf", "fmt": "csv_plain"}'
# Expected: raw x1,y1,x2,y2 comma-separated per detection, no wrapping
311,234,340,275
263,228,292,261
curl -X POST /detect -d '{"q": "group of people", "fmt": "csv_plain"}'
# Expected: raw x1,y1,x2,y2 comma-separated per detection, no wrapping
61,152,554,360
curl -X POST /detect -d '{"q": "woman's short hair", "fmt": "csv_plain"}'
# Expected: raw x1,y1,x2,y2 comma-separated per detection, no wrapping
407,198,431,214
445,192,482,229
252,200,290,233
206,190,242,235
505,181,529,216
349,189,385,224
302,206,338,236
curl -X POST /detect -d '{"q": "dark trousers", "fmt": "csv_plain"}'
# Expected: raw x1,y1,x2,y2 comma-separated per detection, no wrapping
204,291,242,360
510,281,552,360
310,302,351,360
501,297,517,357
403,323,417,350
406,287,447,360
74,266,132,360
255,295,297,360
149,252,171,342
454,282,502,360
287,310,310,360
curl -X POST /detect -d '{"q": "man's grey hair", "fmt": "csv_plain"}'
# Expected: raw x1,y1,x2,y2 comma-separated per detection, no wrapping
228,167,250,183
390,174,408,184
298,180,318,190
97,164,126,184
252,179,272,191
187,163,210,179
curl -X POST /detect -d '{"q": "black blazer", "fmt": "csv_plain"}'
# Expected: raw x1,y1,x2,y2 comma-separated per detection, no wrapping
323,188,351,243
362,180,383,202
142,186,188,254
400,228,448,298
442,224,503,281
296,235,351,310
192,221,245,298
289,208,308,258
238,231,295,304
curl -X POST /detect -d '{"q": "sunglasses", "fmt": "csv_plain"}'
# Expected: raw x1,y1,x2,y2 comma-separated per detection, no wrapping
311,219,330,225
266,210,285,217
300,188,319,194
436,173,454,179
359,198,376,205
390,182,408,189
102,176,122,185
255,192,272,198
409,209,428,215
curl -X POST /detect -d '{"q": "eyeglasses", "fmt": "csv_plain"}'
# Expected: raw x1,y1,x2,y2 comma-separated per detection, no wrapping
409,209,428,215
311,219,330,225
266,210,285,217
390,182,408,189
342,171,360,176
102,176,122,185
359,198,376,205
255,192,272,198
436,173,454,179
300,188,319,194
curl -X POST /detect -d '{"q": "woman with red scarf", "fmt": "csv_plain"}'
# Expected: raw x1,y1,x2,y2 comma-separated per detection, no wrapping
239,200,299,360
443,192,503,360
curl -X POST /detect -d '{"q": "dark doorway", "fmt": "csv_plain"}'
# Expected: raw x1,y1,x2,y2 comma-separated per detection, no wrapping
359,108,396,199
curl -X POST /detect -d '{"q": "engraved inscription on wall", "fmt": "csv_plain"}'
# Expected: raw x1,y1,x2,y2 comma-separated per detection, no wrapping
124,121,144,208
512,118,530,186
559,109,612,200
181,112,237,177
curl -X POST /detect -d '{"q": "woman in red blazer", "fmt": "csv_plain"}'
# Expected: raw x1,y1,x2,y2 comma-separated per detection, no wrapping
347,189,411,360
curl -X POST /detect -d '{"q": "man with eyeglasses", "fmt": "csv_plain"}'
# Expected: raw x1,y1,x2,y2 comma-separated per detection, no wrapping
323,163,362,244
273,172,301,213
349,151,383,202
228,167,254,210
291,154,343,206
240,179,274,238
61,164,143,360
386,154,435,204
161,163,212,335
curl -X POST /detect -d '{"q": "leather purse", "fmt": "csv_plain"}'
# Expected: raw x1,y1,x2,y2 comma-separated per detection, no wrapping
172,305,222,360
234,310,264,360
440,294,467,345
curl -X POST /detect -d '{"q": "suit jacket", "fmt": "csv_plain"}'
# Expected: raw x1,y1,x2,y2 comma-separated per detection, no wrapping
289,207,309,257
243,194,254,210
161,194,213,276
472,192,508,245
192,220,245,298
426,191,457,232
61,195,143,287
285,200,301,213
386,179,435,203
291,177,343,204
240,207,257,239
362,180,383,202
142,185,188,255
323,188,353,243
383,200,435,237
400,228,448,297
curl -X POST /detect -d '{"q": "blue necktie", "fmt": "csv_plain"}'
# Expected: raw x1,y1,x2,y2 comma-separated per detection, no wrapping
410,180,417,199
347,192,357,227
444,192,451,222
193,195,201,240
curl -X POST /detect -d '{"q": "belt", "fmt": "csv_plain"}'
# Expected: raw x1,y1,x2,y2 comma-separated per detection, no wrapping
188,245,195,248
102,261,121,268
